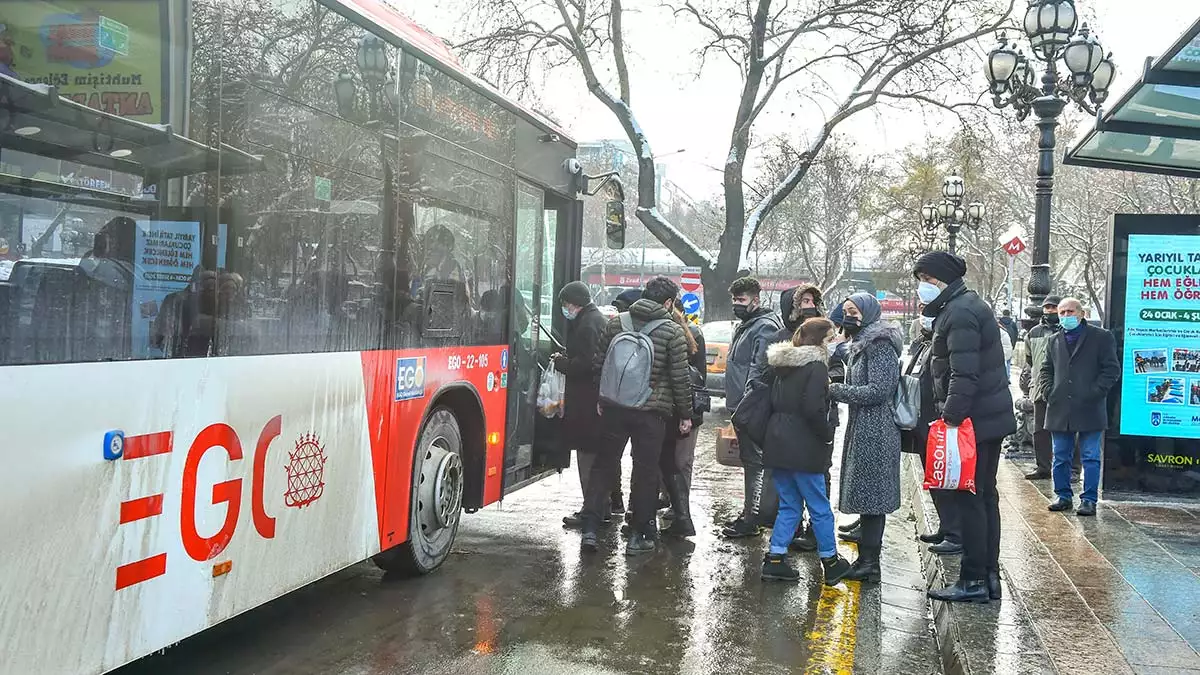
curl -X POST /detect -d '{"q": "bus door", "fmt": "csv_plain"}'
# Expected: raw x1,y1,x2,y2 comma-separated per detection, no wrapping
505,181,562,490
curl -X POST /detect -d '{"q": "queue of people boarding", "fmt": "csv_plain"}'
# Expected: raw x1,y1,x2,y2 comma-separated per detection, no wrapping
550,251,1118,602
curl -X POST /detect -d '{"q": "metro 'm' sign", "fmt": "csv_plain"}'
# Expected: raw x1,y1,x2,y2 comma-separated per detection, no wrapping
1004,236,1027,256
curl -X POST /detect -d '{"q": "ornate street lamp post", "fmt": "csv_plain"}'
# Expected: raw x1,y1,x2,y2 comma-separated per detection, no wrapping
984,0,1115,307
921,175,985,255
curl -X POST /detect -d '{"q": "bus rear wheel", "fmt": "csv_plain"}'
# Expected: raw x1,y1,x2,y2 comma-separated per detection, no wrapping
372,407,464,576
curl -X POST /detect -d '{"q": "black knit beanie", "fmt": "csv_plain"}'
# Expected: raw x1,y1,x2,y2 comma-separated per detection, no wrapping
913,251,968,285
558,281,592,307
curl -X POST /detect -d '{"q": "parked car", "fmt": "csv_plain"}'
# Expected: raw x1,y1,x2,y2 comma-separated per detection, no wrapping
700,320,737,397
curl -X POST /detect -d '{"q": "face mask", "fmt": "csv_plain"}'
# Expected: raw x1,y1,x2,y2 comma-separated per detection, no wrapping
826,342,838,356
732,303,751,321
799,307,820,320
921,315,934,331
917,281,941,304
562,306,577,320
842,316,862,336
1060,315,1081,331
1044,313,1060,327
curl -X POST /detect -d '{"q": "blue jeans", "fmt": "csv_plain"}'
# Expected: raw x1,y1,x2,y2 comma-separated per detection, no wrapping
770,470,836,558
1051,431,1103,503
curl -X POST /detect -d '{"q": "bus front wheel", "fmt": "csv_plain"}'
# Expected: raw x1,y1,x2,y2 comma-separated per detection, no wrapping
372,407,464,576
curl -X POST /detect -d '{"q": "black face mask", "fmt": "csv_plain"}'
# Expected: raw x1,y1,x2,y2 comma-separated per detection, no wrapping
842,316,863,336
799,307,820,320
1044,314,1060,327
732,303,752,321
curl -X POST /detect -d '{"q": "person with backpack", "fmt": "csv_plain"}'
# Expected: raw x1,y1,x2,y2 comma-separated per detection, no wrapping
580,276,694,555
916,252,1015,603
723,276,784,539
760,317,853,586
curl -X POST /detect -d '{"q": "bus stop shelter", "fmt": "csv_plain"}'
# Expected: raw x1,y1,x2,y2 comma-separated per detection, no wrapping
1063,17,1200,497
1064,18,1200,178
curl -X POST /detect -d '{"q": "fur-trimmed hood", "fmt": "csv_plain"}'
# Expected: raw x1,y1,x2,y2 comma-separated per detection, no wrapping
767,342,828,368
848,320,904,358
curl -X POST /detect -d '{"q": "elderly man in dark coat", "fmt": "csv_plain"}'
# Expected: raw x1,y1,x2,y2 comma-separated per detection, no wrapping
1038,297,1120,517
829,292,903,583
916,252,1015,604
555,281,609,527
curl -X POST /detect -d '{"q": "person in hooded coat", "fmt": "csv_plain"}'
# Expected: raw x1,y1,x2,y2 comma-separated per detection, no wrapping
759,317,852,586
772,284,834,552
829,293,903,583
916,251,1015,604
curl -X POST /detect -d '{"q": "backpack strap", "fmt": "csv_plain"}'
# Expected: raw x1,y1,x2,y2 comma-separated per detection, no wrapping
639,318,673,336
619,312,633,332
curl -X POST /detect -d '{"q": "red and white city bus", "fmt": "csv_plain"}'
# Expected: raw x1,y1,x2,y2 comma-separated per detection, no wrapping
0,1,580,673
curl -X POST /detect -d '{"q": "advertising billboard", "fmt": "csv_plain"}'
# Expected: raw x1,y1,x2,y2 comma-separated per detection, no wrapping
1119,234,1200,439
7,0,169,123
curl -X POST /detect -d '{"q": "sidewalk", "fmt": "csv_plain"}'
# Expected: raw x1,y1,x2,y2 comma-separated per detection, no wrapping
908,452,1200,675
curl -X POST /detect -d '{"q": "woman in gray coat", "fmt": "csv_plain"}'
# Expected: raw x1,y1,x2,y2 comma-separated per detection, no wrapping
829,292,903,583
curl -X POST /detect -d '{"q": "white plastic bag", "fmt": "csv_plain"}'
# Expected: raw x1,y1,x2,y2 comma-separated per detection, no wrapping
537,362,566,418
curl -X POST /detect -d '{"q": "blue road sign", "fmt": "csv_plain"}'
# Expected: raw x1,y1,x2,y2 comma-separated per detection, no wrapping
680,293,701,314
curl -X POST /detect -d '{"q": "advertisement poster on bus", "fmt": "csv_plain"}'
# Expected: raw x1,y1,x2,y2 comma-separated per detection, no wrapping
1120,234,1200,439
132,220,200,357
8,0,168,123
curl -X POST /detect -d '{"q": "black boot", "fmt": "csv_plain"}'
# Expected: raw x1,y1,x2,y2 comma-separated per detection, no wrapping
837,527,862,543
843,546,881,583
625,531,656,556
662,475,695,537
838,518,861,533
821,554,852,586
790,523,817,552
987,570,1002,600
761,553,800,582
928,578,990,603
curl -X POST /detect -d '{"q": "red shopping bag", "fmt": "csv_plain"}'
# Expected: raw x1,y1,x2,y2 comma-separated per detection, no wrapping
923,418,978,493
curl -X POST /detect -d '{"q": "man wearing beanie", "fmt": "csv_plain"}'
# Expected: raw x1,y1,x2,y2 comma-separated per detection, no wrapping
613,288,642,313
554,281,610,526
914,251,1015,604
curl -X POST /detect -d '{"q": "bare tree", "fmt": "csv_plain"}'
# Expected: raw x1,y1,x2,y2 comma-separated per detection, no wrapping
753,135,880,292
456,0,711,275
455,0,1014,316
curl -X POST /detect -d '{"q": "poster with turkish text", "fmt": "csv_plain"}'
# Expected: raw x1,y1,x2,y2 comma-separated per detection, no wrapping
1121,234,1200,439
132,220,200,357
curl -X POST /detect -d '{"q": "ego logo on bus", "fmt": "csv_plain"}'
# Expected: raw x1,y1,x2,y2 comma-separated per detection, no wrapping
115,415,316,590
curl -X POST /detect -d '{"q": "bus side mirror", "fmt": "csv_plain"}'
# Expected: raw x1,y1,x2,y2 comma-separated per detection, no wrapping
605,200,626,250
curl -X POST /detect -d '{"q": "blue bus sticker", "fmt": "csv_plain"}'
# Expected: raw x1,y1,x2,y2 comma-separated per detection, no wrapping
501,348,509,370
395,357,427,401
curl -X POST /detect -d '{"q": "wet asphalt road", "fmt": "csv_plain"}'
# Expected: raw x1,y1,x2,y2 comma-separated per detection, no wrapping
113,409,938,675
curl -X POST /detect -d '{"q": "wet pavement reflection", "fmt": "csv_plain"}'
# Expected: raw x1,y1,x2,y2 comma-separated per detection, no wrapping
114,412,940,675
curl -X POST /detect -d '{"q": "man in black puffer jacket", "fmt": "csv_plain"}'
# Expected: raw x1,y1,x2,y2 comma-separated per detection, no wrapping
582,276,693,556
916,252,1015,605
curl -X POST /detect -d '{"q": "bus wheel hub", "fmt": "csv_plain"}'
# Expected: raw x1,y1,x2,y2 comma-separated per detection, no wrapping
428,447,462,529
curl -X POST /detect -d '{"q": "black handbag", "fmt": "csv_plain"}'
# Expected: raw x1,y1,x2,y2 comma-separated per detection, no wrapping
731,370,774,447
690,365,711,415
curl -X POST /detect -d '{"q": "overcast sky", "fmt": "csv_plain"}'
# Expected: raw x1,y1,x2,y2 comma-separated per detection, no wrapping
400,1,1197,200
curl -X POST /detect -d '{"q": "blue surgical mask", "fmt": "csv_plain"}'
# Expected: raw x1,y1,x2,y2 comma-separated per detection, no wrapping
562,306,577,320
1060,315,1081,331
917,282,941,304
921,316,934,331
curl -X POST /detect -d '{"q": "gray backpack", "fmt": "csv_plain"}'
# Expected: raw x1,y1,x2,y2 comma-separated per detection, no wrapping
599,313,673,409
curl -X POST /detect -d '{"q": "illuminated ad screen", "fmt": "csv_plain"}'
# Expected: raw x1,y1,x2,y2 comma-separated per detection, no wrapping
1120,234,1200,438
